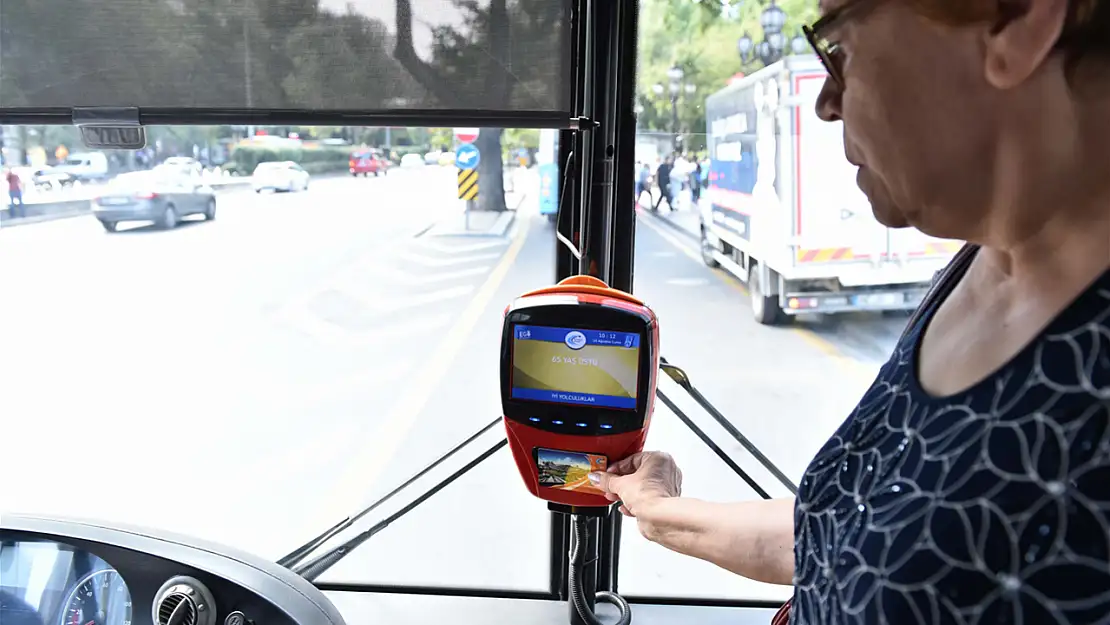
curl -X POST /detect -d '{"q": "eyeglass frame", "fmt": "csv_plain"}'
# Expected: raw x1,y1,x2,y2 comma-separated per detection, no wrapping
802,0,886,88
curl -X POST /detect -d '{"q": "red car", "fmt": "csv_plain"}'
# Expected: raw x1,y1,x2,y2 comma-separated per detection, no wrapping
349,150,387,176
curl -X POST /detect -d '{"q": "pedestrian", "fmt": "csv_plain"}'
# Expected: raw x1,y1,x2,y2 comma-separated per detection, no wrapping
653,155,674,212
5,168,23,219
636,162,654,207
689,156,702,205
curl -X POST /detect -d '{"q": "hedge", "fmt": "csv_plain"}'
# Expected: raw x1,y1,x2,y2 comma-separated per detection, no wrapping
228,144,352,174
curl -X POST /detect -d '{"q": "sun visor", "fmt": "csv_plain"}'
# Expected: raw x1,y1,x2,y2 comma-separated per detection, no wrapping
0,0,574,130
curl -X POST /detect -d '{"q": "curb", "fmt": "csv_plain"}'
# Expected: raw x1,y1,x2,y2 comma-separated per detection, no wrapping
427,210,517,238
638,206,700,241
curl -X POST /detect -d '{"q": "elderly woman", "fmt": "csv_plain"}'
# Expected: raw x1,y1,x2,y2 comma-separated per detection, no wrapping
591,0,1110,623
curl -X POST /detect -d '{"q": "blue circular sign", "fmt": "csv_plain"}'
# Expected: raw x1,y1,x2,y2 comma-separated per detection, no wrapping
455,143,481,170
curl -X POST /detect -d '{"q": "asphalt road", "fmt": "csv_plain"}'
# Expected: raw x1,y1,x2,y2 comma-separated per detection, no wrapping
0,177,908,605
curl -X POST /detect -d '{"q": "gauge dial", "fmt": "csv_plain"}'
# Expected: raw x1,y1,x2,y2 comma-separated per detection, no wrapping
60,570,133,625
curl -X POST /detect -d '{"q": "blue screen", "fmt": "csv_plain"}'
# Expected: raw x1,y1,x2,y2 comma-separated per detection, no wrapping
511,325,641,409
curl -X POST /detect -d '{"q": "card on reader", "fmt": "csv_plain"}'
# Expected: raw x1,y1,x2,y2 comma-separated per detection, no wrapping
536,448,608,495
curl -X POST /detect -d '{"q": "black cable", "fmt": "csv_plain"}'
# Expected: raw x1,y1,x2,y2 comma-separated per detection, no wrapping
569,515,632,625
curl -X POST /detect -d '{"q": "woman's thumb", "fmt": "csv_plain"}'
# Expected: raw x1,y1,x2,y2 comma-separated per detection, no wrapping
589,471,619,494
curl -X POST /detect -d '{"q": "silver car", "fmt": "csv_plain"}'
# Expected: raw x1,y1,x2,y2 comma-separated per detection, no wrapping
92,169,216,232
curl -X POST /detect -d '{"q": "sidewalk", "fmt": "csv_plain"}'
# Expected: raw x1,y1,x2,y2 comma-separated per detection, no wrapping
1,206,90,229
638,201,701,241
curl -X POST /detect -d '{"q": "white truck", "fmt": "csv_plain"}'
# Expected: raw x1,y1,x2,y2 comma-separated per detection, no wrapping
700,55,962,325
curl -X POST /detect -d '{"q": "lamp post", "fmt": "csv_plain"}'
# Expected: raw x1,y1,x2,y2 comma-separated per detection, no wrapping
737,0,808,67
653,65,696,151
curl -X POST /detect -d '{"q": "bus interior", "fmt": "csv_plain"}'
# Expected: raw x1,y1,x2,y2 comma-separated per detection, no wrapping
0,0,815,624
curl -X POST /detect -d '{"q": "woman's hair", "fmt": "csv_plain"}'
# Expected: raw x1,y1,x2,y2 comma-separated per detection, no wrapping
911,0,1107,77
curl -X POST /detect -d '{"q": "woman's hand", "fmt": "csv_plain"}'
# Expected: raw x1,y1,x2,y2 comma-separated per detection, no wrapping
589,451,682,517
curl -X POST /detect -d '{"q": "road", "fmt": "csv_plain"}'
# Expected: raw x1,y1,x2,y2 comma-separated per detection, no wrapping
0,177,910,605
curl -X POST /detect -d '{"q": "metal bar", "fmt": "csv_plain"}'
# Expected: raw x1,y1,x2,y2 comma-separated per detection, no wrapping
310,583,557,601
0,108,578,129
548,0,594,599
550,511,570,599
660,360,798,495
595,505,622,593
306,582,785,610
591,0,639,596
607,0,639,295
656,390,773,500
278,416,503,569
295,439,508,581
568,515,599,625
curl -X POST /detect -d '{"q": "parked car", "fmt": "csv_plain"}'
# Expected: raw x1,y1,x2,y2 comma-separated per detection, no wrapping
53,151,110,181
92,170,216,232
349,150,387,177
28,166,77,191
252,161,310,193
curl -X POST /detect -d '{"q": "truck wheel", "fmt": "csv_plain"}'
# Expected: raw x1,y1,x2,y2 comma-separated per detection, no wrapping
700,226,720,268
749,264,786,326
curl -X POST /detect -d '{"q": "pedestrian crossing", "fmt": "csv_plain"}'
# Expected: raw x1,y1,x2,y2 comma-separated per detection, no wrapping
271,236,512,346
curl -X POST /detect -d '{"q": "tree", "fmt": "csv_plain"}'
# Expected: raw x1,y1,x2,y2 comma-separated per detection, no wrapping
1,0,567,204
392,0,563,211
636,0,819,145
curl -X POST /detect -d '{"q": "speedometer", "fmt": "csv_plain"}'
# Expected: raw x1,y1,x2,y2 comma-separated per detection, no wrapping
60,570,133,625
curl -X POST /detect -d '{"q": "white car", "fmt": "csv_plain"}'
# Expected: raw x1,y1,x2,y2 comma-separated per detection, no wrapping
252,161,310,193
400,153,425,168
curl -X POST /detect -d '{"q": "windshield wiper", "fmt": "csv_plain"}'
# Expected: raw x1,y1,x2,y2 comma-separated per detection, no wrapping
277,416,504,571
658,357,798,496
279,358,797,579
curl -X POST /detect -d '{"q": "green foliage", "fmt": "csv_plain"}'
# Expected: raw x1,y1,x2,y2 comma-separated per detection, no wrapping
638,0,820,139
1,0,558,210
229,145,351,173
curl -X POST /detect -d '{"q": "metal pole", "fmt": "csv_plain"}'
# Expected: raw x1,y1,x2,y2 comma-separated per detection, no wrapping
243,10,255,137
567,516,598,625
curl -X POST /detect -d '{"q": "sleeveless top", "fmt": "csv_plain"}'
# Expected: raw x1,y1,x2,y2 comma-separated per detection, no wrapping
791,267,1110,624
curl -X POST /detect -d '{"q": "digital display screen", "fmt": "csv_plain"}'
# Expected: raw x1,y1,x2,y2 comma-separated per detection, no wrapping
511,325,641,409
536,448,607,495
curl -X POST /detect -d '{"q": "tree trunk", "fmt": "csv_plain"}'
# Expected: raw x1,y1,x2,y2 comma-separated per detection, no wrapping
476,128,506,212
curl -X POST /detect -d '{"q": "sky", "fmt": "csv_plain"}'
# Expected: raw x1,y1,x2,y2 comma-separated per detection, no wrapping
318,0,472,61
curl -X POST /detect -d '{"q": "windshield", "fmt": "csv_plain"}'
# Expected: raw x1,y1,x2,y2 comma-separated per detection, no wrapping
0,0,961,608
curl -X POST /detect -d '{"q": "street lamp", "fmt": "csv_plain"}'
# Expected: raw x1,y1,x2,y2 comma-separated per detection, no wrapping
654,64,696,150
737,0,808,66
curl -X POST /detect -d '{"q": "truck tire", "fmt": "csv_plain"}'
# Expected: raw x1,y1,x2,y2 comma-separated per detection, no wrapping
700,226,720,268
749,264,786,326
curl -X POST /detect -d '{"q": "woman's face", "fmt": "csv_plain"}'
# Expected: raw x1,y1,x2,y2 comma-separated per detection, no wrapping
812,0,1061,240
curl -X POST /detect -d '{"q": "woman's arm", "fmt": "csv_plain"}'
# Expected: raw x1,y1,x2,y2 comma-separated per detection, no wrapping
633,497,796,586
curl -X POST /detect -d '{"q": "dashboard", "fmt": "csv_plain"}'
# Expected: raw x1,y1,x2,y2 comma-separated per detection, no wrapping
1,515,343,625
1,514,779,625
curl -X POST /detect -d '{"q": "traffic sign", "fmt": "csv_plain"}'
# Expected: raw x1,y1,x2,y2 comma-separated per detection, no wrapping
454,128,480,143
458,169,479,200
455,144,481,170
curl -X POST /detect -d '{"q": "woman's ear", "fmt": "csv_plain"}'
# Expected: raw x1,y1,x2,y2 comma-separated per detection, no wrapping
983,0,1069,88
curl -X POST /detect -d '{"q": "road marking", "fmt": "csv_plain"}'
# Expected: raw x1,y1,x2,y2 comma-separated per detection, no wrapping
342,263,492,287
415,239,509,255
399,250,503,268
666,277,710,287
274,306,454,347
334,284,476,313
318,215,532,525
639,211,872,378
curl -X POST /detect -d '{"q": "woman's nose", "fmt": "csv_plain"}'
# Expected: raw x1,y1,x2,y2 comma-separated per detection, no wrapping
816,76,842,123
